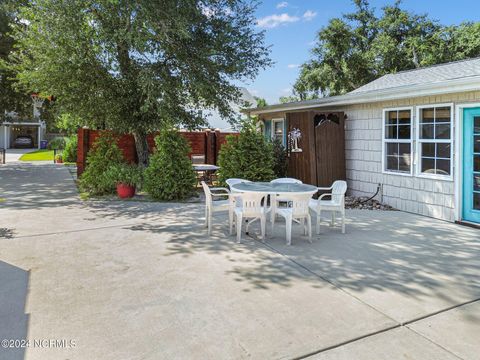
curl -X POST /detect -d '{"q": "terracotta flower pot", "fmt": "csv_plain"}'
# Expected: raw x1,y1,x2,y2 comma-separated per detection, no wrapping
116,183,136,198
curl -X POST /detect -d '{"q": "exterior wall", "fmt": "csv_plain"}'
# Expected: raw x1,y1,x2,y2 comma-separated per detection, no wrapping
341,90,480,222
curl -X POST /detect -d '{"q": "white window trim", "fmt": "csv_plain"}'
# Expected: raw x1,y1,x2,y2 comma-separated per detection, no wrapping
382,107,414,177
415,103,454,181
271,118,285,145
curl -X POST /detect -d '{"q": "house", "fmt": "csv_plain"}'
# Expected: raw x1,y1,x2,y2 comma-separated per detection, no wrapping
201,87,256,131
0,96,46,149
247,57,480,226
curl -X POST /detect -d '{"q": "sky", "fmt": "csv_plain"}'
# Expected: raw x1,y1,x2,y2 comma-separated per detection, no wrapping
241,0,480,105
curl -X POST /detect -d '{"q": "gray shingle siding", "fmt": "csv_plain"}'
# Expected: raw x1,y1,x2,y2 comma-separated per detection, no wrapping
340,91,480,221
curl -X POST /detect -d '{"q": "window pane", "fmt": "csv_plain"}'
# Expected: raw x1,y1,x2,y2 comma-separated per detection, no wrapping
398,125,411,139
474,135,480,153
398,110,411,124
399,153,411,171
399,143,411,156
385,125,397,139
421,158,435,173
475,117,480,134
422,143,435,157
386,142,398,155
436,159,450,175
386,156,398,171
421,108,434,123
475,155,480,172
437,143,451,158
387,111,397,125
435,107,451,123
274,121,283,134
474,174,480,192
421,124,434,139
474,193,480,211
435,124,451,139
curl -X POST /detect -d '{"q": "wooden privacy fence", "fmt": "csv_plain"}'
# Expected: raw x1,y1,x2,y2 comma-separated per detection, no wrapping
77,128,237,176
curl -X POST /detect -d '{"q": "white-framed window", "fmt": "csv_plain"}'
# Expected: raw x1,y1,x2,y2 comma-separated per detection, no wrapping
416,104,453,179
382,107,413,176
271,118,285,145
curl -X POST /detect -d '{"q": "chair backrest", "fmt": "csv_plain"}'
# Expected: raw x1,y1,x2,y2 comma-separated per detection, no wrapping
201,181,212,206
191,154,205,164
270,178,303,184
283,191,316,217
237,192,267,217
331,180,347,204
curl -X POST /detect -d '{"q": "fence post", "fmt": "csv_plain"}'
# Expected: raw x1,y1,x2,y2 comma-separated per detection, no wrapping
77,128,89,177
205,130,216,165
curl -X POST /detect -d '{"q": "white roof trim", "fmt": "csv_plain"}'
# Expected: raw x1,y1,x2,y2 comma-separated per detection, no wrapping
248,75,480,115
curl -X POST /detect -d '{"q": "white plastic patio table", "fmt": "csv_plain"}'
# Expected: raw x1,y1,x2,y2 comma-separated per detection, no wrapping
230,181,317,194
230,182,318,237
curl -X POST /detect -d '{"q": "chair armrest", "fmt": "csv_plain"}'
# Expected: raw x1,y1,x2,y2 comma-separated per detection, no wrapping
318,193,333,200
210,187,230,194
317,186,333,191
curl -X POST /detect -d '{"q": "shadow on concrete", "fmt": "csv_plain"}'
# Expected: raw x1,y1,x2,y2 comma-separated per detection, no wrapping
0,261,29,360
0,163,78,210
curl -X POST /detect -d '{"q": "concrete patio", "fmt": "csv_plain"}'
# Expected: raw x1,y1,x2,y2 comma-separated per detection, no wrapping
0,163,479,359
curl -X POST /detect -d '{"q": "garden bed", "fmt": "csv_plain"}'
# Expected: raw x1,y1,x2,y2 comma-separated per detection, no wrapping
345,196,396,210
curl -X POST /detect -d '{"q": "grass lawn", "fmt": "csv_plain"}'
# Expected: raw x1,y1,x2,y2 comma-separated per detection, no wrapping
19,149,54,161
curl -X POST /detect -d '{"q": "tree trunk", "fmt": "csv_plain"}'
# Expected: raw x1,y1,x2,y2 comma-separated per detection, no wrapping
132,129,149,167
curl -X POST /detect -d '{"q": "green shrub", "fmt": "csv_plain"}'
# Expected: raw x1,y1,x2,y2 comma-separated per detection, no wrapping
79,132,124,195
217,120,275,183
47,136,67,150
105,163,142,187
144,130,196,201
272,138,288,178
63,135,78,162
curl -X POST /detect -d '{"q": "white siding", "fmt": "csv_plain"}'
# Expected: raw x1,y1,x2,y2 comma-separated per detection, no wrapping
340,90,480,222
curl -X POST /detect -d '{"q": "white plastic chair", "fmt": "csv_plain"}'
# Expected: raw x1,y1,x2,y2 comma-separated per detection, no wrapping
272,191,316,245
270,178,303,184
270,178,303,222
225,179,252,234
234,192,269,243
201,181,232,235
309,180,347,234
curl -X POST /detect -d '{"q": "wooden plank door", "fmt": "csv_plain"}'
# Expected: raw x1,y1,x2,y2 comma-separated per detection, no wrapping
286,112,317,185
314,112,346,187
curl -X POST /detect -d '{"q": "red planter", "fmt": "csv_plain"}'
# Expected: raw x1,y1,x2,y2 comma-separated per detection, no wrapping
116,183,136,198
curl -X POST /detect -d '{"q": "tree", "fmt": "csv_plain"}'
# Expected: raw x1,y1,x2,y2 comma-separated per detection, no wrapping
8,0,271,165
0,2,31,121
294,0,480,98
254,96,268,108
217,120,275,183
279,95,300,103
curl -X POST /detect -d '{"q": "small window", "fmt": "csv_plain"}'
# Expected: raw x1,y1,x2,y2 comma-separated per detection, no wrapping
271,118,285,145
417,105,453,177
383,108,412,174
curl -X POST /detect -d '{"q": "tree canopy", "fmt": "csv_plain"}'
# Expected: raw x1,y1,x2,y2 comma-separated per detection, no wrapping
294,0,480,99
8,0,271,164
0,1,31,120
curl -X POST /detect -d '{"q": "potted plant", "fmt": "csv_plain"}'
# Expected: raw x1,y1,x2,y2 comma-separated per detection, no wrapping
55,154,63,164
107,163,142,199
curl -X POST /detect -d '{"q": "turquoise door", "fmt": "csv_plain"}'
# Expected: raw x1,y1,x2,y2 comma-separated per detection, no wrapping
462,108,480,223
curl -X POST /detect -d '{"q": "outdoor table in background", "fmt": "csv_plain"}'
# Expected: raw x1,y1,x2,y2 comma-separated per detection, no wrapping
193,164,220,185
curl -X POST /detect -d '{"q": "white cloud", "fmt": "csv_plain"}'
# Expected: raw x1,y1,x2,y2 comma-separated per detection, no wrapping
303,10,317,21
281,87,292,94
287,64,300,69
247,88,260,96
257,13,300,29
276,1,288,9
